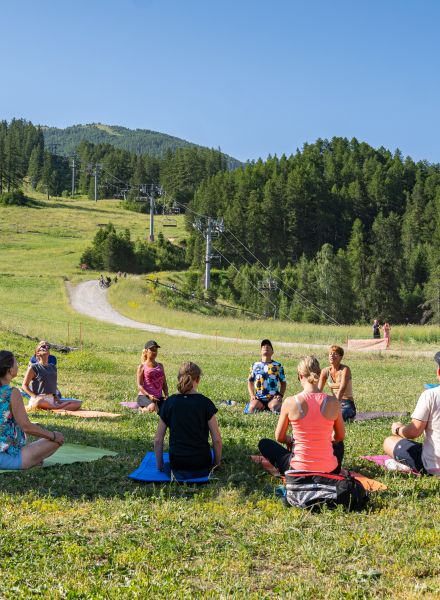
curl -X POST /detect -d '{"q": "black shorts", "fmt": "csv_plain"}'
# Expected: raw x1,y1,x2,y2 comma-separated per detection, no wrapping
137,395,164,410
393,439,425,473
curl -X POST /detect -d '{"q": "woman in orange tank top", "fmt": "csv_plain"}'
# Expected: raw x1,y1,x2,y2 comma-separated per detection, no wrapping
258,356,345,474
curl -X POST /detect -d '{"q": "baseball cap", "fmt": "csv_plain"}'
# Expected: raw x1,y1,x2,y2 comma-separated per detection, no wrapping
434,351,440,367
144,340,160,349
261,339,273,349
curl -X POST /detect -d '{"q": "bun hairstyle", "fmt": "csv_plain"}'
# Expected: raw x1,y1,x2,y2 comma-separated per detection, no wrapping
0,350,15,378
297,355,321,385
177,362,202,394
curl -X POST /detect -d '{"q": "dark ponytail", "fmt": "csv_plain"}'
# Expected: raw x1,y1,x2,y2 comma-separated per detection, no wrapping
0,351,15,378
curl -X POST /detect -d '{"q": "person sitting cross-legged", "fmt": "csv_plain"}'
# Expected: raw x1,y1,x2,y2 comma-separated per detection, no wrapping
259,355,345,475
154,362,222,477
22,342,81,411
0,350,64,470
247,339,286,414
383,351,440,475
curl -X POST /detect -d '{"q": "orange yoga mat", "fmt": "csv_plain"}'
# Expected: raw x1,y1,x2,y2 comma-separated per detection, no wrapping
250,455,387,492
48,409,122,418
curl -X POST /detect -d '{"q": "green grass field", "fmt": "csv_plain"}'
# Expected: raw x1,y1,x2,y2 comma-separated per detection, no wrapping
0,192,439,598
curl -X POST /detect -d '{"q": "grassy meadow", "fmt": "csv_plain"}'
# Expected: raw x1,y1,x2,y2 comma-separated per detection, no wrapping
0,192,439,598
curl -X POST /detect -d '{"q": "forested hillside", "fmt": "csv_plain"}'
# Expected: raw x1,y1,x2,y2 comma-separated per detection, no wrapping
42,123,241,168
186,138,440,325
1,119,439,325
0,118,230,204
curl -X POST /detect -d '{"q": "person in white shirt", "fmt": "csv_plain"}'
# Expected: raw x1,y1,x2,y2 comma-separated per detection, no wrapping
383,351,440,475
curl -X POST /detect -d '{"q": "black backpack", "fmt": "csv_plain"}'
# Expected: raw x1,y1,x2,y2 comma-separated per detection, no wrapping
285,470,368,511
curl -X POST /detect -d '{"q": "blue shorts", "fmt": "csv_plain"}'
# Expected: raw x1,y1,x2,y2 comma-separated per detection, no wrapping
0,450,22,470
393,439,424,473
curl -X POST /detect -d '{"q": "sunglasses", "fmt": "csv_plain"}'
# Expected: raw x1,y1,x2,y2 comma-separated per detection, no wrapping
38,345,50,351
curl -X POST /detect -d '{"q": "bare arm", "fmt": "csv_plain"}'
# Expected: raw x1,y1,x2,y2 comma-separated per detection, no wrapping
333,408,345,442
247,379,256,401
275,400,291,445
318,368,328,392
22,365,37,398
154,418,167,469
10,388,64,444
162,369,169,398
208,415,222,467
391,419,426,440
279,380,287,397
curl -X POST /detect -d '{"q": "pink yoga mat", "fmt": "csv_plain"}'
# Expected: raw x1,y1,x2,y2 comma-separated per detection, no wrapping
361,455,419,475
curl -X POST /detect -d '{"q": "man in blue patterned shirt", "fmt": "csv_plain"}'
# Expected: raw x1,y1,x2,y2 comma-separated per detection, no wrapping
248,339,286,413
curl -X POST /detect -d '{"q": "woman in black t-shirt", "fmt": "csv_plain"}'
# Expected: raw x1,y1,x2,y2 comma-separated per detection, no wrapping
154,362,222,475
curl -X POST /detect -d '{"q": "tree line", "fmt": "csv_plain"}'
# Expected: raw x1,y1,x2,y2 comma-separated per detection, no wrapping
0,118,230,204
186,138,440,324
1,119,439,325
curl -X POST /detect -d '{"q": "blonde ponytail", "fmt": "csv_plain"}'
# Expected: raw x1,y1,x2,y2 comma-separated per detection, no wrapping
297,355,321,385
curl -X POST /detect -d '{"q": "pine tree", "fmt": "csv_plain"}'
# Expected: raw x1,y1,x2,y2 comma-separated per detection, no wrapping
366,212,403,321
28,145,43,189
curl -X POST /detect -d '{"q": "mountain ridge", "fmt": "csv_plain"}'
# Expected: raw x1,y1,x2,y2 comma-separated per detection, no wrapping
42,122,242,168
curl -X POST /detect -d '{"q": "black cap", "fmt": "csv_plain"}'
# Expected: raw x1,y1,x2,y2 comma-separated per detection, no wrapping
144,340,160,349
261,339,273,349
434,351,440,367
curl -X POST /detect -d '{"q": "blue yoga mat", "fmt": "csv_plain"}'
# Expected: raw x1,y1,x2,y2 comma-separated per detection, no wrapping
128,452,211,483
243,402,277,414
424,383,439,389
20,390,80,403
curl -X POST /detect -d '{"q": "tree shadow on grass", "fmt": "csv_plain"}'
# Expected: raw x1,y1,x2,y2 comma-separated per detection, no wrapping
49,201,115,215
0,425,266,501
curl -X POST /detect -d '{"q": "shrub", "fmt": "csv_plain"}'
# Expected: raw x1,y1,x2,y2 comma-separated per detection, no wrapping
0,190,35,206
80,225,188,273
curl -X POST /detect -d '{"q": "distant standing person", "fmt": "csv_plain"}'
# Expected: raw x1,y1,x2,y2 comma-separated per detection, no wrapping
383,322,391,349
372,319,381,339
383,351,440,475
248,339,286,413
319,345,356,422
136,340,168,413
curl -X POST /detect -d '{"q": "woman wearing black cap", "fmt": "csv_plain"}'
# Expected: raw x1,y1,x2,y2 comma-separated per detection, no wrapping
136,340,168,412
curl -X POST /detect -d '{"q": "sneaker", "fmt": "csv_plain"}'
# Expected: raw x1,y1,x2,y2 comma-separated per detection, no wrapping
219,400,236,406
384,458,412,473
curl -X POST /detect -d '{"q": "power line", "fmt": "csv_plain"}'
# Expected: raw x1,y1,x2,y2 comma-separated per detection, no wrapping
208,243,290,321
177,200,340,325
147,278,266,319
219,227,340,325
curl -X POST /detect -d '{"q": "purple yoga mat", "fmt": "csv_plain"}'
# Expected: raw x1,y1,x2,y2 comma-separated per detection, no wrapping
355,411,408,421
361,455,419,475
120,402,139,409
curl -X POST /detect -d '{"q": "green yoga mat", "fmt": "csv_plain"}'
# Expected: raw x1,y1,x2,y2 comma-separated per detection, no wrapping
0,443,117,473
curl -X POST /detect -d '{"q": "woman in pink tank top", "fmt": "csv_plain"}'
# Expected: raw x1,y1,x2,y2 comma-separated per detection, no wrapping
136,340,169,413
258,355,345,474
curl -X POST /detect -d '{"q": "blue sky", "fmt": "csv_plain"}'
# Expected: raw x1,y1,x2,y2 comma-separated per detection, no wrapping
2,0,440,163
